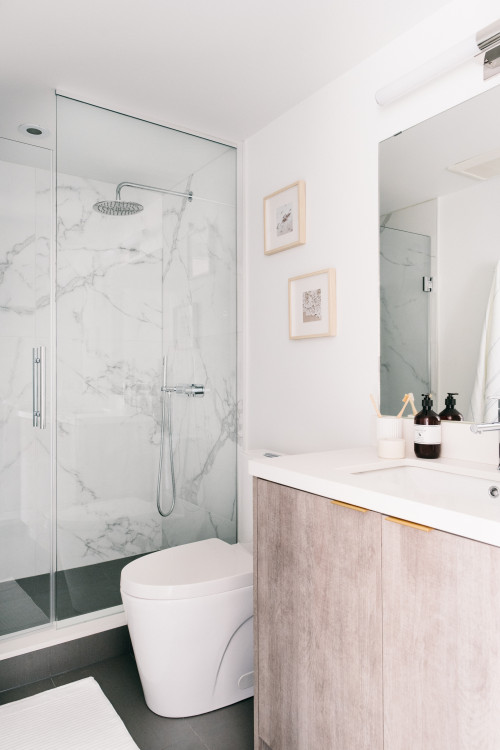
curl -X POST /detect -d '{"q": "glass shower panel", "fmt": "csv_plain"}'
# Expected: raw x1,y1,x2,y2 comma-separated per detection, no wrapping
56,97,237,622
0,138,52,637
380,226,431,415
160,149,237,547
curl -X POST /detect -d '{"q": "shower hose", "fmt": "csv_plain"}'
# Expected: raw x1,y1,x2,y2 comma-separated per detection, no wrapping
156,387,177,517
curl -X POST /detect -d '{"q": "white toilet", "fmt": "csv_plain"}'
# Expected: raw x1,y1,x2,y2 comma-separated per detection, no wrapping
120,537,253,718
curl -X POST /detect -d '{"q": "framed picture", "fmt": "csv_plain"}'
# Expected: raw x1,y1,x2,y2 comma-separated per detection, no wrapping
288,268,336,339
263,180,306,254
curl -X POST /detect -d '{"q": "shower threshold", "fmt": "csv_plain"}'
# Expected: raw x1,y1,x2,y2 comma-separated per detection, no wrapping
2,553,145,639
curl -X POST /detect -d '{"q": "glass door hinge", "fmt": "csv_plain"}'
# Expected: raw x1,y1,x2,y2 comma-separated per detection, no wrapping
423,276,433,292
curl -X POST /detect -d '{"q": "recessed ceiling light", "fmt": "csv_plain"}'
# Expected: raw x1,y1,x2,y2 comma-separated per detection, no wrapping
18,123,50,138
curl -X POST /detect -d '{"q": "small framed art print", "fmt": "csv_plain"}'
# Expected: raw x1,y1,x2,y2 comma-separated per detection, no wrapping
263,180,306,255
288,268,336,339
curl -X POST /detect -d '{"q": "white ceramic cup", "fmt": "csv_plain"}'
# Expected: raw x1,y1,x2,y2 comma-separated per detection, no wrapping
377,437,405,459
376,416,404,440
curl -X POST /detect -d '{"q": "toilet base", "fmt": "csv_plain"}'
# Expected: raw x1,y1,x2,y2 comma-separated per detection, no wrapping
122,585,254,718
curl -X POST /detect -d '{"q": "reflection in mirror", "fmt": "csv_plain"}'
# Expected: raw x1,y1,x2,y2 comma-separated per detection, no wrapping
380,225,431,415
379,83,500,421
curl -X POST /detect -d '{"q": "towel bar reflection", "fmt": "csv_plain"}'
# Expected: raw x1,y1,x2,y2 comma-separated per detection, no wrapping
32,346,46,429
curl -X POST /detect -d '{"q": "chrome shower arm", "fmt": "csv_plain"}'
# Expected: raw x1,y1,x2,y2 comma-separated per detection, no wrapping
116,181,193,202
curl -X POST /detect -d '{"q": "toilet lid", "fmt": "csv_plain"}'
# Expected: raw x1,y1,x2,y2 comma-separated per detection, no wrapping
120,538,253,600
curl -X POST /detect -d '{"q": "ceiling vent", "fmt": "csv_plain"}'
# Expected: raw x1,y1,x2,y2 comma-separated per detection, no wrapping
448,148,500,180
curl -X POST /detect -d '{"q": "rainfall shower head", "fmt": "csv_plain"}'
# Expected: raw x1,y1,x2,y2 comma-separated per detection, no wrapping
93,180,193,217
93,199,143,216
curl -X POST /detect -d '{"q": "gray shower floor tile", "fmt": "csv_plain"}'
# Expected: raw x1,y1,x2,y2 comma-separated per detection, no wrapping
0,652,254,750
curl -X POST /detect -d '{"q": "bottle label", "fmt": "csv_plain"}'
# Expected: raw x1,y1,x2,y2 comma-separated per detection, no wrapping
414,424,442,445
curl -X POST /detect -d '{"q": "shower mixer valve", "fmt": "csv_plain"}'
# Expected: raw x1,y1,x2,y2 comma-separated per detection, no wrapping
161,384,205,397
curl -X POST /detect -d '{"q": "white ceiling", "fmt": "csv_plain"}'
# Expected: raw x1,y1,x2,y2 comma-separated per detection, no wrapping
1,0,453,143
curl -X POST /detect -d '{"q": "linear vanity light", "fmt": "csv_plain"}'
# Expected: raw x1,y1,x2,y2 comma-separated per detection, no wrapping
375,18,500,106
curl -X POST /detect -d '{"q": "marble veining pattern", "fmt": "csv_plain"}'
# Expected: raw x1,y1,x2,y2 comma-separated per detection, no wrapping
380,225,431,415
57,153,237,571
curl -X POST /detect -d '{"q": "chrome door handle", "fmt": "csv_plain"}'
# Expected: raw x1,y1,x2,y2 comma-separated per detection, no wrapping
32,347,39,427
32,346,46,429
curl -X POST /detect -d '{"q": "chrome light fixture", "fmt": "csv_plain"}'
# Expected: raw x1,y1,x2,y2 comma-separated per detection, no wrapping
376,18,500,106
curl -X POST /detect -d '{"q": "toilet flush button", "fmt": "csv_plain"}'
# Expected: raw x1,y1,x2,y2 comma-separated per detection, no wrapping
238,671,254,690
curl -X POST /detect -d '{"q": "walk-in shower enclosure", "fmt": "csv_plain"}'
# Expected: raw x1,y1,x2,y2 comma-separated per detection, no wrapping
0,96,237,638
379,225,432,415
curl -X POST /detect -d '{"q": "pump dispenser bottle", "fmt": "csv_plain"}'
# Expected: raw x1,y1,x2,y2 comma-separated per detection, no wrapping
439,393,463,421
414,394,441,459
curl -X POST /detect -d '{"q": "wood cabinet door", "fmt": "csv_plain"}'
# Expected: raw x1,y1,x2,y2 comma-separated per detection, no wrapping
383,517,500,750
254,480,383,750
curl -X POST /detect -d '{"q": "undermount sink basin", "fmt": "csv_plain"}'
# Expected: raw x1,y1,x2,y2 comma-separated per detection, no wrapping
349,465,500,504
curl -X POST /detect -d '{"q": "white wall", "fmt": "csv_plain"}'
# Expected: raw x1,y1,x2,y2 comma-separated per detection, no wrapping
244,0,500,456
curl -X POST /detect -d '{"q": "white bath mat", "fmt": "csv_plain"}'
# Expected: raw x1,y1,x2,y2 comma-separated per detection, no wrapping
0,677,139,750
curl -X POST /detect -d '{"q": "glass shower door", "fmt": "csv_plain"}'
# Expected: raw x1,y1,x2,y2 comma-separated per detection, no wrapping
0,137,53,637
380,226,432,415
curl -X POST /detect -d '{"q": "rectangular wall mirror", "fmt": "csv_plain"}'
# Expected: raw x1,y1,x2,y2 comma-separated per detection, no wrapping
379,83,500,421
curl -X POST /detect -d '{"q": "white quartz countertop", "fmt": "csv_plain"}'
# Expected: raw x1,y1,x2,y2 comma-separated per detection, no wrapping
249,447,500,547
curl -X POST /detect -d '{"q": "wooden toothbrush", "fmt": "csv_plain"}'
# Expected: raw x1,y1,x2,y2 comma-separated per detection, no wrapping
407,392,417,416
396,393,410,418
370,393,382,417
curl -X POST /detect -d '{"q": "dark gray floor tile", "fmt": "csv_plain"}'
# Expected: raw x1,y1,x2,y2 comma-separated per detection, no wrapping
0,647,52,691
193,721,253,750
161,728,210,750
189,699,254,750
0,677,55,705
2,650,253,750
52,653,193,750
188,698,254,733
49,626,131,675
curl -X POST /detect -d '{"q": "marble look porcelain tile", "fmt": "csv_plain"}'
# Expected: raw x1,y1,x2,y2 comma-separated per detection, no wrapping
160,174,237,543
380,226,431,415
56,175,164,568
54,162,236,574
161,502,236,549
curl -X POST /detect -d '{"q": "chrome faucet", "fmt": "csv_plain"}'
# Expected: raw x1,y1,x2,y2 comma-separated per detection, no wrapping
470,396,500,433
470,396,500,469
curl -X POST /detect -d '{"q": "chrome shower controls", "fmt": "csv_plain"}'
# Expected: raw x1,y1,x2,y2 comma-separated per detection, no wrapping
161,384,205,397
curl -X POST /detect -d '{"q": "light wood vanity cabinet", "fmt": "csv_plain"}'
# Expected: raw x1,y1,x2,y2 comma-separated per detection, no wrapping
383,518,500,750
254,478,500,750
254,479,384,750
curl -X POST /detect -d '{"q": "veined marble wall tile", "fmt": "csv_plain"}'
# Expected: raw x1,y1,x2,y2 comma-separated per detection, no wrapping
57,175,162,569
161,500,236,550
380,226,431,415
56,151,237,569
159,153,237,546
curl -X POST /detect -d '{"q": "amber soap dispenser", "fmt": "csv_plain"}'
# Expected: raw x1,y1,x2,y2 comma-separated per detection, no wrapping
414,394,441,459
439,392,463,421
